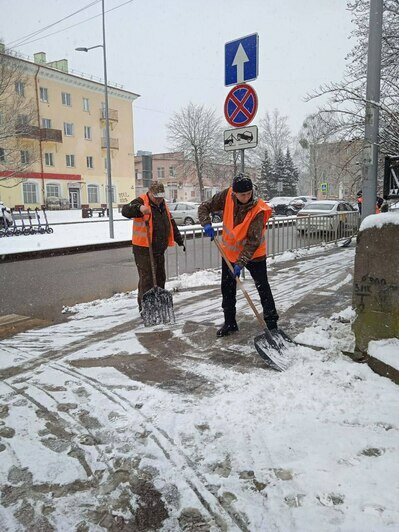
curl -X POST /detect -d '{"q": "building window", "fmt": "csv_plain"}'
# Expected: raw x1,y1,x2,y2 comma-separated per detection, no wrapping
42,118,52,129
20,150,29,165
83,97,90,112
87,184,99,203
0,147,5,162
15,81,25,97
169,166,176,177
44,152,54,166
61,92,71,106
84,126,92,140
157,167,165,179
46,183,60,197
86,156,94,169
64,122,74,136
105,185,116,203
66,154,75,167
40,87,48,102
17,114,29,126
23,182,38,203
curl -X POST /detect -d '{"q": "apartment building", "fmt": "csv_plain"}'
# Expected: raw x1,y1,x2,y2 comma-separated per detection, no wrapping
308,139,363,200
134,151,258,202
0,46,139,209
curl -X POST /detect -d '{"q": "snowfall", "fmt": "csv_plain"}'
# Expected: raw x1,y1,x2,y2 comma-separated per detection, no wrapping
1,211,399,531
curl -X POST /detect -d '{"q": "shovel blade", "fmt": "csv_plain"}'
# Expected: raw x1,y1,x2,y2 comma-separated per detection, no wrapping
141,286,175,327
254,329,294,371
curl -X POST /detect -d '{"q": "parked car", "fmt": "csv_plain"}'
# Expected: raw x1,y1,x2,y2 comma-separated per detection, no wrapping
296,200,359,235
168,202,200,225
168,201,222,225
268,195,317,216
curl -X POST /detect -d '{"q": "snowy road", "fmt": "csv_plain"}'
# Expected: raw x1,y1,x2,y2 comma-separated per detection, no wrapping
0,246,398,531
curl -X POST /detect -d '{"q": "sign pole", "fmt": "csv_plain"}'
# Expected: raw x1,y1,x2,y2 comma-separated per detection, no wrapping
240,149,245,173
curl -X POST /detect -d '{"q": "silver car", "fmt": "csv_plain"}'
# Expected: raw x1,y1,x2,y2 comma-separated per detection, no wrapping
168,202,200,225
296,200,359,235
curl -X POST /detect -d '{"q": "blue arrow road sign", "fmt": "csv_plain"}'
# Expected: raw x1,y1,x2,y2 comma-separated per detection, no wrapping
225,33,258,86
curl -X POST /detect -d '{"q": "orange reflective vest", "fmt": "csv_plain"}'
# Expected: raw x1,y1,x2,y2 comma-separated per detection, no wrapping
221,188,272,262
132,194,175,247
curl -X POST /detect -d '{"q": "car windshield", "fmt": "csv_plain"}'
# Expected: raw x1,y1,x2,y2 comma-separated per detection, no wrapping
302,203,334,211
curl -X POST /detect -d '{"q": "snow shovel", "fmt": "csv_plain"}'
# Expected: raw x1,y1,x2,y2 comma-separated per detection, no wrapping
213,236,294,371
141,218,175,327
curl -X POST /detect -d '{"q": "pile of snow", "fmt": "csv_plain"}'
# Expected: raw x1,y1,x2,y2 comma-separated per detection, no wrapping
360,211,399,231
368,338,399,371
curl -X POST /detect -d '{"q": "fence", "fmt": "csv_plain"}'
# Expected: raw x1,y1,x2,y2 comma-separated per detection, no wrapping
164,212,359,280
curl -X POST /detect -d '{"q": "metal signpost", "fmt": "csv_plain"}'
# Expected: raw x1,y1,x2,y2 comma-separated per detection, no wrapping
224,33,259,174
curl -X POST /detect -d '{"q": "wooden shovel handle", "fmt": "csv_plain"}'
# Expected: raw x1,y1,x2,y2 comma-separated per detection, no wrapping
144,216,157,288
213,236,265,330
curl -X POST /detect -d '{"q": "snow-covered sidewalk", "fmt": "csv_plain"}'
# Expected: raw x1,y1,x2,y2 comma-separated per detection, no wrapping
0,247,398,531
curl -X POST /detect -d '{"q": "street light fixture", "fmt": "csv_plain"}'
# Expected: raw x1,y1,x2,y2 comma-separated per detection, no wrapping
76,0,114,238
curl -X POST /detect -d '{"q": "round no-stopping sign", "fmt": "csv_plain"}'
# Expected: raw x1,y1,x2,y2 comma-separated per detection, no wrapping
224,83,258,127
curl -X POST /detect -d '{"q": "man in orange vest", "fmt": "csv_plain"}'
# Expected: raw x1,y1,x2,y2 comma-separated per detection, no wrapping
198,174,279,337
122,181,184,313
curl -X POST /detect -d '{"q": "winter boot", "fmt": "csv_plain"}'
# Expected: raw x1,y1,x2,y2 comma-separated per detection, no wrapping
217,321,238,337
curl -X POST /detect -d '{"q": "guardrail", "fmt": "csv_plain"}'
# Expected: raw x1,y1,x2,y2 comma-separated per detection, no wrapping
164,212,359,279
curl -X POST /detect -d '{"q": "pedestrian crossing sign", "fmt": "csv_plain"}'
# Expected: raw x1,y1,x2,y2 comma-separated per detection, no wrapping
321,183,328,193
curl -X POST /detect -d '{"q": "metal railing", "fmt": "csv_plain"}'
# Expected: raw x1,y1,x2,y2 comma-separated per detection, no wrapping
164,212,360,280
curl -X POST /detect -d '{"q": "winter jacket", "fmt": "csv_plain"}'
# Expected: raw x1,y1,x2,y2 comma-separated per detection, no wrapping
131,194,174,248
198,188,272,267
122,194,183,255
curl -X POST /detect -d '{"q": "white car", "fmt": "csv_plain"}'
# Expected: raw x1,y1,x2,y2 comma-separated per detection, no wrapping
296,200,359,235
168,202,200,225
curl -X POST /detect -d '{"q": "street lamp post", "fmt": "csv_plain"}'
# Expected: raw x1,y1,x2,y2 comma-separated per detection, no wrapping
76,0,114,238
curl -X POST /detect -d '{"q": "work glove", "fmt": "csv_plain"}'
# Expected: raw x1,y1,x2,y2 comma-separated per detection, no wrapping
203,223,215,240
233,264,242,278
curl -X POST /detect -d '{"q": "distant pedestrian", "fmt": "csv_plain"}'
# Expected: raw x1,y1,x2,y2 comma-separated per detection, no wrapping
122,182,185,314
198,174,279,337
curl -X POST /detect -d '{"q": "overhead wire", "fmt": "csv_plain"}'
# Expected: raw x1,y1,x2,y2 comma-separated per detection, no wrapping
7,0,101,48
8,0,135,50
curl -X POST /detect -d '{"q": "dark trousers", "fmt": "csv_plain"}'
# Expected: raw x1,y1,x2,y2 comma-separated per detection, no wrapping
133,248,166,311
221,258,279,326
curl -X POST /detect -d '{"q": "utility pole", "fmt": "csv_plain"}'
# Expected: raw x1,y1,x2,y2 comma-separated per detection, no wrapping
361,0,383,220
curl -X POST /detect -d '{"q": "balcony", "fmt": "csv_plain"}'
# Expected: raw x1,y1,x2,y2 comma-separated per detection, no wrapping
101,137,119,150
100,108,118,122
15,125,62,143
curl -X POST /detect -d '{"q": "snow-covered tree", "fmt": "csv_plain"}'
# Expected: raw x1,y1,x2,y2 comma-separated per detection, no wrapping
307,0,399,156
257,149,272,199
283,148,299,196
259,109,291,161
167,103,222,201
0,48,39,189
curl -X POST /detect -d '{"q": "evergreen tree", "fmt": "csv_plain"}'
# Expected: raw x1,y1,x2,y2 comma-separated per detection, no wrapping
257,149,272,199
283,148,299,196
270,149,285,197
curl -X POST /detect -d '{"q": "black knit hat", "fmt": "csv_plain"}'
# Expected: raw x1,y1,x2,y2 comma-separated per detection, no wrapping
232,173,253,193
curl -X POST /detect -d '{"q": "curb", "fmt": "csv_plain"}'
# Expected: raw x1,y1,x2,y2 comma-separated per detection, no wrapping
1,240,132,263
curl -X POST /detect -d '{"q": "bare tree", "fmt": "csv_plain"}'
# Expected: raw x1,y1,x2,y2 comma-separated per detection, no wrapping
259,109,291,161
307,0,399,156
0,49,39,189
167,102,222,201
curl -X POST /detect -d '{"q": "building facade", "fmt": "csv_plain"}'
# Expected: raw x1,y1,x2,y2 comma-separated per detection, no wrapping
308,139,363,201
134,151,258,203
0,47,138,209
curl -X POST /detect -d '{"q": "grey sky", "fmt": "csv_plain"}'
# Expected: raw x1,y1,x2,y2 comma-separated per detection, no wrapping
2,0,354,154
